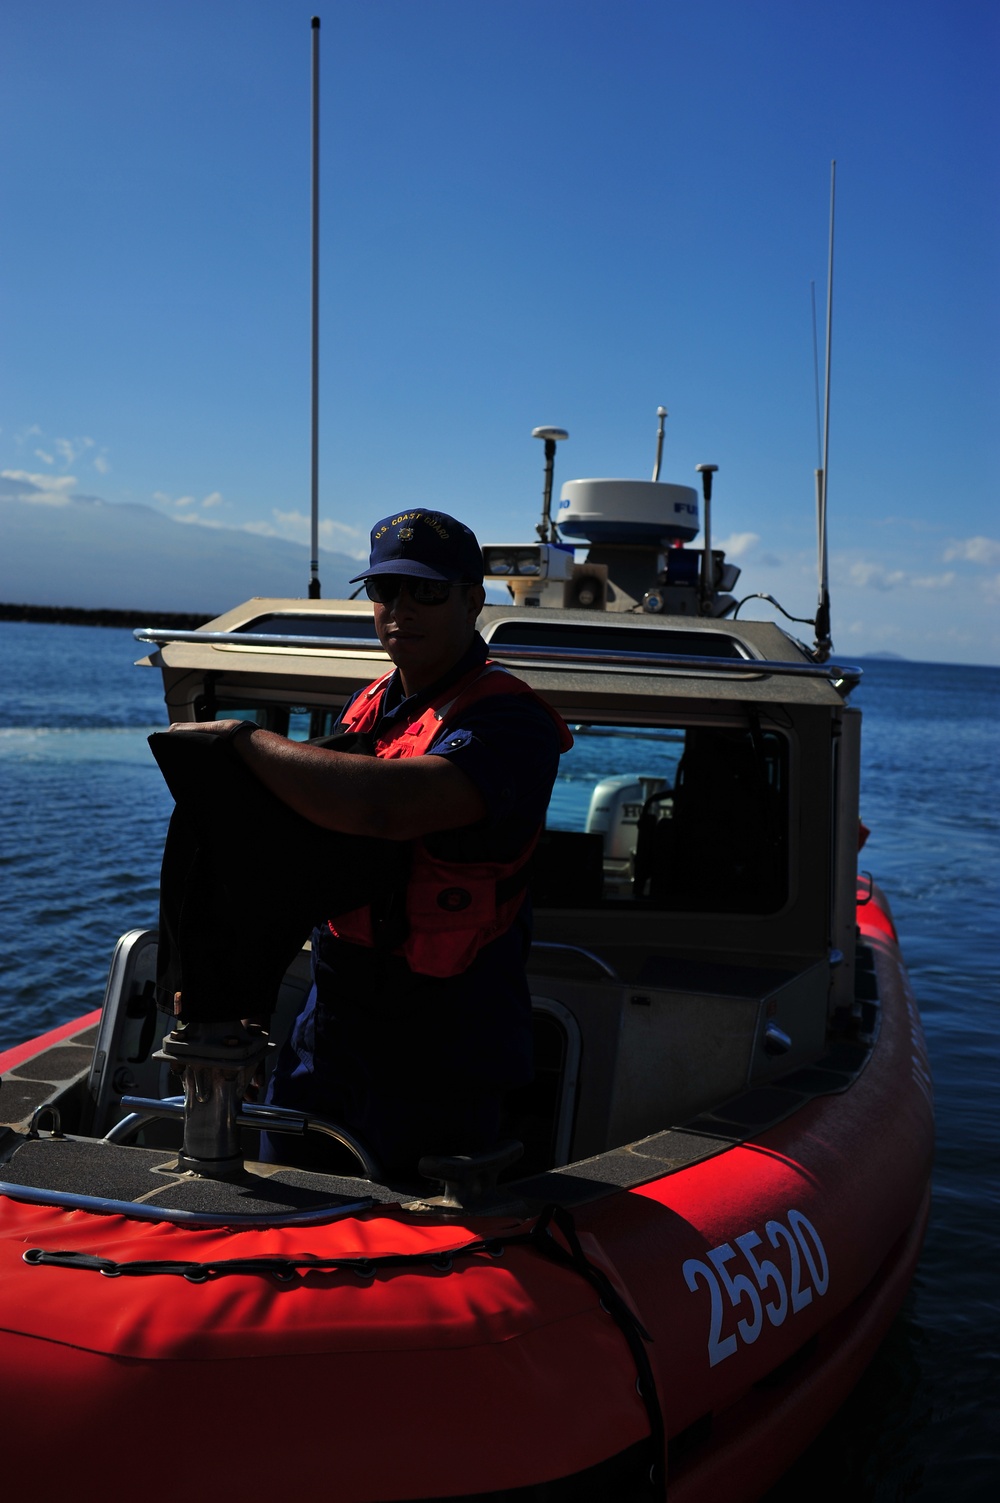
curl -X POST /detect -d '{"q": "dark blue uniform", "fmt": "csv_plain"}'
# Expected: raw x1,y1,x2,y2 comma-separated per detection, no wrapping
261,635,563,1179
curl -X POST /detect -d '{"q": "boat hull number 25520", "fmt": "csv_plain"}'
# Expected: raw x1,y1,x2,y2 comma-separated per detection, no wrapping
683,1209,830,1366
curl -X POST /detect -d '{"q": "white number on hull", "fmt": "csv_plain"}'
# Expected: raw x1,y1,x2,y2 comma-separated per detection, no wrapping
734,1229,788,1326
682,1209,829,1367
765,1218,812,1313
683,1258,736,1366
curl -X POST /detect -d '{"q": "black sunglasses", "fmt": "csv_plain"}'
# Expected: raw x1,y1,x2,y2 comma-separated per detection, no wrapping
364,576,467,607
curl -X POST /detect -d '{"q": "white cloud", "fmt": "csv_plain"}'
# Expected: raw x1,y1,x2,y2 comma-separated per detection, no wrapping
173,511,225,529
326,520,365,551
13,427,109,477
715,531,760,560
272,508,314,542
846,619,905,646
839,542,1000,598
154,488,227,511
910,572,957,590
848,561,907,591
943,536,1000,567
242,508,366,556
871,515,941,534
1,469,77,504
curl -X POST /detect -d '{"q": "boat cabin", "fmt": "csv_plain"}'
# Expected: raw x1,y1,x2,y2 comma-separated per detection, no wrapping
71,593,863,1182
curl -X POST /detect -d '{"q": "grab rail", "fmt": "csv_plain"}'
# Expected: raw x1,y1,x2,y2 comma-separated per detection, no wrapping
133,628,861,688
134,627,382,652
487,643,861,688
108,1095,381,1179
529,943,619,979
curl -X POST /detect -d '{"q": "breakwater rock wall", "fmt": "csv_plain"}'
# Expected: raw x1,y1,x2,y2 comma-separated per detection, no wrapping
0,603,216,630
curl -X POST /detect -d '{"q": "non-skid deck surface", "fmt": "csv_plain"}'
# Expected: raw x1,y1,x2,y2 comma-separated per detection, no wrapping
0,1137,398,1218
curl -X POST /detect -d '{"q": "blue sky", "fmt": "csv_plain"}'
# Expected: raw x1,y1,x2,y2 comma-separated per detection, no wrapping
2,0,997,663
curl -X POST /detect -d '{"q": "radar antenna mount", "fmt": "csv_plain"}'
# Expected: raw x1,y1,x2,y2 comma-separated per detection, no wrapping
695,464,719,615
532,426,569,542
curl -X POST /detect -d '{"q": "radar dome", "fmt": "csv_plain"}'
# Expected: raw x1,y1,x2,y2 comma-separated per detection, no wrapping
557,479,699,546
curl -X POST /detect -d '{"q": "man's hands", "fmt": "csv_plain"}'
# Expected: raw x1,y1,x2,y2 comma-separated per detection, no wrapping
168,720,244,735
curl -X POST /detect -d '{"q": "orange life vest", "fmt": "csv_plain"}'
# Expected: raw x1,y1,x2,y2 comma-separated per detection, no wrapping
327,661,572,977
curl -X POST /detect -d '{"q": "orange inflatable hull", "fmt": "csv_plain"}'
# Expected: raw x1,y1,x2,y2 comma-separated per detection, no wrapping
0,889,932,1501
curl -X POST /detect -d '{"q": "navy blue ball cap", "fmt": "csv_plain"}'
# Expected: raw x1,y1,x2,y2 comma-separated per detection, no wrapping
349,510,484,584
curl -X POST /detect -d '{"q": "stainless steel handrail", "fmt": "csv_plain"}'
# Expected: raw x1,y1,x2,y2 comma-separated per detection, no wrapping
529,943,619,979
108,1095,381,1179
134,628,382,652
133,627,861,686
487,643,861,686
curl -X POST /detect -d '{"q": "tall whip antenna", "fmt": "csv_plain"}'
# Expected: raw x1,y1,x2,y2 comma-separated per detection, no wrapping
810,281,823,468
813,160,836,660
308,16,322,598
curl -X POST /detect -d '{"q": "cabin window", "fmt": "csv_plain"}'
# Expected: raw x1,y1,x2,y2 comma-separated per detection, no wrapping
536,721,789,914
234,614,379,641
206,703,343,740
196,701,789,915
287,708,315,741
487,620,749,658
210,706,268,730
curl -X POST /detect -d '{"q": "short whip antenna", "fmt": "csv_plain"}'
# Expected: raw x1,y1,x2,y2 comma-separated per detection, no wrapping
813,160,836,660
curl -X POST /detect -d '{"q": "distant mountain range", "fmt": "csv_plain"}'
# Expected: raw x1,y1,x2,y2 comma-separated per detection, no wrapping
0,491,361,615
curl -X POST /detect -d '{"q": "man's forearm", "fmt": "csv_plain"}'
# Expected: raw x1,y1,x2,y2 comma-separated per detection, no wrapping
168,721,485,838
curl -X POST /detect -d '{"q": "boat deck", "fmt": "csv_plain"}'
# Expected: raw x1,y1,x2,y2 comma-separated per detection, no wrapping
1,946,881,1224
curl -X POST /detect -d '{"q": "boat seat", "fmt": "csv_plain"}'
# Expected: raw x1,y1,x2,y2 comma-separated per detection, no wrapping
633,727,787,913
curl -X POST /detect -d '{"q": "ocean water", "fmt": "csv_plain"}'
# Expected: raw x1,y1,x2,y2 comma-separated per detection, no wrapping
0,619,997,1498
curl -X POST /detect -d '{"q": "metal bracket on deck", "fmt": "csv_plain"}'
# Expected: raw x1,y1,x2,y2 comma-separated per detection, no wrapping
153,1020,267,1177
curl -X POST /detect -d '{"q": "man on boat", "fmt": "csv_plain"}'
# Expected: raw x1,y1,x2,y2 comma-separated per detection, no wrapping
166,510,570,1180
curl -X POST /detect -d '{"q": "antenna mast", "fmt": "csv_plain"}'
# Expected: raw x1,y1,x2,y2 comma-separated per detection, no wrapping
813,160,836,660
532,426,569,542
308,16,322,599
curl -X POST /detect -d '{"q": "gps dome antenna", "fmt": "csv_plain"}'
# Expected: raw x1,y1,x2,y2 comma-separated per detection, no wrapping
532,426,569,542
651,406,668,482
308,16,322,599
